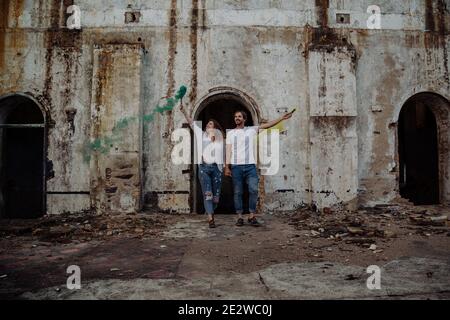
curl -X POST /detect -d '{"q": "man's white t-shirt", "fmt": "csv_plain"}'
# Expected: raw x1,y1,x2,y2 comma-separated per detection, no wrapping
226,126,259,165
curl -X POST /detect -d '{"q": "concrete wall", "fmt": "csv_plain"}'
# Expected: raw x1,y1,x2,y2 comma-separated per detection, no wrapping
0,0,449,214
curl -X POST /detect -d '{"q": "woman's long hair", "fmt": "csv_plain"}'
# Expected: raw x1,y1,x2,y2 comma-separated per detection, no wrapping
204,119,225,142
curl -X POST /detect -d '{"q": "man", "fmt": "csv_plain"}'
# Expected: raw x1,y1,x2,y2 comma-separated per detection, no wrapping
225,110,294,226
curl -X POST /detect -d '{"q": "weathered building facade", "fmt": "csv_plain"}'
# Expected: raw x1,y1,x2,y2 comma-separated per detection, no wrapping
0,0,449,217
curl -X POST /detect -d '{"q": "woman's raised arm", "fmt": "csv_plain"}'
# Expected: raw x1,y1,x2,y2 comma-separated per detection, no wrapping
179,99,194,126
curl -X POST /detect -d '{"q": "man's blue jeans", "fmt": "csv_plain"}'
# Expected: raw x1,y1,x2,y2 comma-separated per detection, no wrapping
198,164,222,214
231,164,259,214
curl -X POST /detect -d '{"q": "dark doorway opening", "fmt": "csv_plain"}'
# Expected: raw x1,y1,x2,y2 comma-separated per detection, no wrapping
194,95,255,214
398,98,439,205
0,95,45,219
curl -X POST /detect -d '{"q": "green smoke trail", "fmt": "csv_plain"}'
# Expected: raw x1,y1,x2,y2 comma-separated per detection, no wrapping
82,85,188,163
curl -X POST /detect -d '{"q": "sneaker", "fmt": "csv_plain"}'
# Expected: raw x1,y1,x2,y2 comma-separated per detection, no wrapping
248,216,260,227
235,218,244,226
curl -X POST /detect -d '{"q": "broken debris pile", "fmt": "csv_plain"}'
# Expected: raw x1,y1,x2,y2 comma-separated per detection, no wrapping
288,204,450,250
0,212,169,243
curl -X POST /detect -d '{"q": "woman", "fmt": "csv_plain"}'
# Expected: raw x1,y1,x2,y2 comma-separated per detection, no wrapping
179,100,225,228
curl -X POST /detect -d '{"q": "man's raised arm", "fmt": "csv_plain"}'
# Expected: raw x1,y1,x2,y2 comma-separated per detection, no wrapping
259,111,294,130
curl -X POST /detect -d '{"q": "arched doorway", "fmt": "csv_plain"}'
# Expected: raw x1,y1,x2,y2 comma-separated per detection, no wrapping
397,92,449,205
0,94,46,218
192,89,259,214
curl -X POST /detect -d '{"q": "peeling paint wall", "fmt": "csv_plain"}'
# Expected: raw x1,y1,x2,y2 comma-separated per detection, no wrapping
0,0,449,215
307,42,358,209
89,45,143,214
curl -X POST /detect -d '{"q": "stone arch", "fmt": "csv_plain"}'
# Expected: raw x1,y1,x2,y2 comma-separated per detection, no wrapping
192,86,261,124
395,92,450,205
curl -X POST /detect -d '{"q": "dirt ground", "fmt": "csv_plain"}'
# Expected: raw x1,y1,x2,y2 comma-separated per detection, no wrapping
0,203,449,299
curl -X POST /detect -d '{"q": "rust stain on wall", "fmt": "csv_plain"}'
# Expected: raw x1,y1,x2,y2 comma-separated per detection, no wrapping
93,50,112,140
163,0,178,141
305,26,357,72
435,1,448,36
425,0,435,32
200,0,207,31
43,0,81,103
302,25,313,59
311,117,353,135
189,0,199,105
41,0,81,122
0,0,26,92
423,0,449,86
318,56,326,98
307,1,343,63
436,0,449,84
161,0,179,191
256,27,299,47
42,0,83,188
90,49,111,212
0,1,10,28
0,0,25,72
423,0,447,47
0,1,9,71
308,26,353,51
12,0,25,28
371,54,400,176
315,0,329,27
43,0,59,108
166,0,178,99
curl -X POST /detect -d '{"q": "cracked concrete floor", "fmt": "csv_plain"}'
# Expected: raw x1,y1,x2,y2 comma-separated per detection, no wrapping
1,213,449,299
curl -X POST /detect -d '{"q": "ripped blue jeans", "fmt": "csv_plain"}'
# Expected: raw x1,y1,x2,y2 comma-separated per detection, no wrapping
198,164,223,215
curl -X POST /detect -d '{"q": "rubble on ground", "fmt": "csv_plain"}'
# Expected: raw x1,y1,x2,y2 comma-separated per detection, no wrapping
0,212,169,243
287,203,450,250
0,203,449,246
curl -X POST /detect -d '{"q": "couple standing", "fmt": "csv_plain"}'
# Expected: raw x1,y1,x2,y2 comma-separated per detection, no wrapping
179,100,293,228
